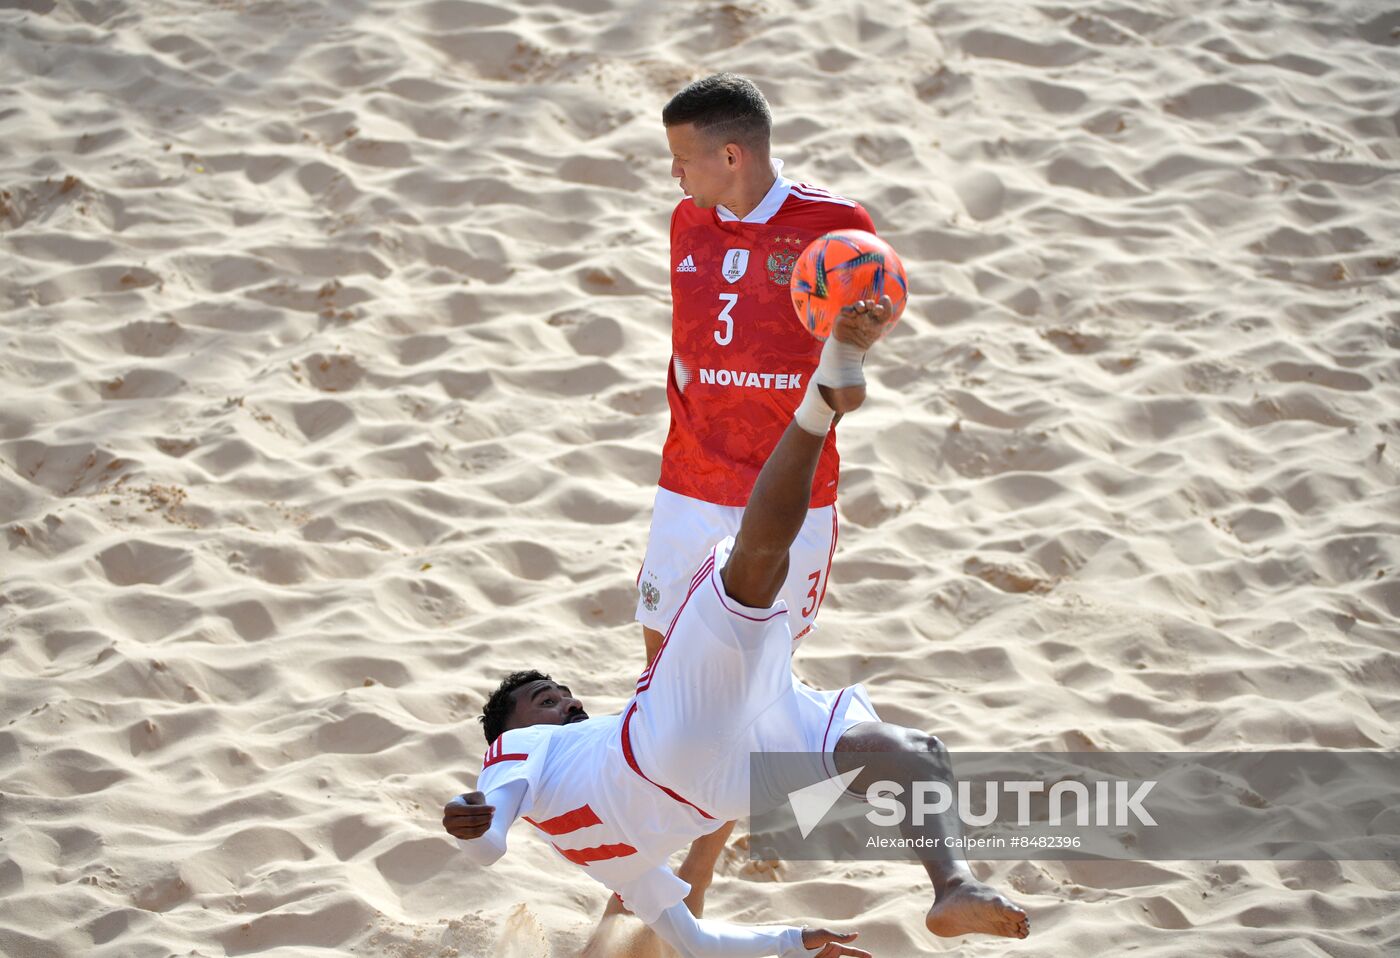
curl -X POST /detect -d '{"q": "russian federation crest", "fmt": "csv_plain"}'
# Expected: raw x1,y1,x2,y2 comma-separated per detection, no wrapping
641,580,661,612
766,250,797,286
767,234,804,286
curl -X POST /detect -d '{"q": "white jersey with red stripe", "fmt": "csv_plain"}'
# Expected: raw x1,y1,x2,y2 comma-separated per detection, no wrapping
474,537,880,924
477,713,716,922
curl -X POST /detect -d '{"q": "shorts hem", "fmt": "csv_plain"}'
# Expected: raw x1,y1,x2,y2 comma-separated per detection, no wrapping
820,684,881,785
706,551,788,623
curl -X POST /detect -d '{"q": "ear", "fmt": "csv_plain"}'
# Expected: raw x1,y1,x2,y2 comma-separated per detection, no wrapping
725,142,742,168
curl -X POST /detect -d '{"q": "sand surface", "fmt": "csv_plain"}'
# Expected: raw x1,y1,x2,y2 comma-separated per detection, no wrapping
2,0,1399,955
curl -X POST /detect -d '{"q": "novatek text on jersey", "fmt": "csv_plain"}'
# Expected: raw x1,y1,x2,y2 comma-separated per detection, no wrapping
697,369,804,390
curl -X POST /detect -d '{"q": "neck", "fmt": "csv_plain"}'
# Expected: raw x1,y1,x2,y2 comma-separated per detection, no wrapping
722,160,776,220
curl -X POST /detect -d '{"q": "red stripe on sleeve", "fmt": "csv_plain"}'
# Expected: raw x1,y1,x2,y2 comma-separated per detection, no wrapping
483,749,528,770
524,804,603,836
554,842,638,867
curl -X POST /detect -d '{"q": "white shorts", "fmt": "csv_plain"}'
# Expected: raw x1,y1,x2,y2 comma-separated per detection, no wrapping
636,487,838,644
626,537,881,822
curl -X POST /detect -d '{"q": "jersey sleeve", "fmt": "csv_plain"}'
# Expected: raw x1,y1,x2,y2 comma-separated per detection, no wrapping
610,865,693,925
476,725,553,813
849,203,876,234
649,901,814,958
454,776,528,867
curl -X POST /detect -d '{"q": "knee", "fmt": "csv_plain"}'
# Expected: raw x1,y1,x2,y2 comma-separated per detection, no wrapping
914,731,952,777
840,724,950,772
879,726,949,763
909,729,948,757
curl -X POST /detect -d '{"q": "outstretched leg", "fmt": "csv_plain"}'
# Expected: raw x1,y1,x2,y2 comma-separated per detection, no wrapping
721,298,890,610
676,820,737,915
834,723,1030,940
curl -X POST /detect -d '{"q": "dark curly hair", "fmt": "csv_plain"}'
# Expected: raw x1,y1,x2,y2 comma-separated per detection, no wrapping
662,72,772,153
479,670,551,745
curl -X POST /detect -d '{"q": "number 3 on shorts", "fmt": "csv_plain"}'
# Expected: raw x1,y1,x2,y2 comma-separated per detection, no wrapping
802,569,821,617
714,293,737,346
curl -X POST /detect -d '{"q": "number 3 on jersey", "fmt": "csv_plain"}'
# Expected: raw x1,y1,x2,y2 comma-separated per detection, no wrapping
714,293,738,346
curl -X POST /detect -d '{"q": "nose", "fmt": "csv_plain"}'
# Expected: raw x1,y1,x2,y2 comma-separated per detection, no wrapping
671,159,682,179
564,695,583,714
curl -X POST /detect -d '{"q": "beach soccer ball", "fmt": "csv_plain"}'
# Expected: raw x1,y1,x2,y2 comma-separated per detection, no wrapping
789,229,908,341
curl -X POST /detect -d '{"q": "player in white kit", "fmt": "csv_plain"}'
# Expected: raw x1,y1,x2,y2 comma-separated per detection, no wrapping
444,301,1030,956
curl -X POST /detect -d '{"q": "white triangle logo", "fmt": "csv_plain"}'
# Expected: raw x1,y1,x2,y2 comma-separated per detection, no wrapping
787,765,864,839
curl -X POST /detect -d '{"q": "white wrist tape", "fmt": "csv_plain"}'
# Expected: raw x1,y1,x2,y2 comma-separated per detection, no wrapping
793,380,835,436
813,336,866,389
795,330,874,435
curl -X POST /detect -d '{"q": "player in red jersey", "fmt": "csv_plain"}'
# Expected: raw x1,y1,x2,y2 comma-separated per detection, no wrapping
445,304,1029,956
637,73,877,665
631,71,884,934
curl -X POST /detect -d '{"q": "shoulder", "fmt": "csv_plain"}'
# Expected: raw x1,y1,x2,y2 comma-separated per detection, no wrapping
782,181,876,232
482,725,555,769
671,196,702,230
788,180,858,209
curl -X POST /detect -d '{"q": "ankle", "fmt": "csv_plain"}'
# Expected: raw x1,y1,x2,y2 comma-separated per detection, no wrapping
793,380,836,435
934,871,975,899
813,336,866,389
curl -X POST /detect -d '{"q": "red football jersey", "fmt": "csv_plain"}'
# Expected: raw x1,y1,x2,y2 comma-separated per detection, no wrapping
660,164,876,508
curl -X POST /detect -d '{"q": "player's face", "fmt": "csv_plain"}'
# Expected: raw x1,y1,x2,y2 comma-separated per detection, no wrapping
506,679,588,731
666,122,731,209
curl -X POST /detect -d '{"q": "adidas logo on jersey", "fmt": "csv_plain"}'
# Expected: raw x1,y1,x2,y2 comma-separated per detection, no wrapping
675,255,697,273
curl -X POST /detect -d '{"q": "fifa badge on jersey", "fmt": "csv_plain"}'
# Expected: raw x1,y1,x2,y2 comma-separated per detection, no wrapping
766,234,803,286
721,248,750,284
641,580,661,612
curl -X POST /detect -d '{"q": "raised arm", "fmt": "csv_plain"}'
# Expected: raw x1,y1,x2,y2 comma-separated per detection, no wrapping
720,297,892,609
649,900,869,958
443,778,527,867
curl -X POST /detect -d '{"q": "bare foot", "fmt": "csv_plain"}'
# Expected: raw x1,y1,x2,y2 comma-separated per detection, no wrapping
832,296,893,352
925,879,1029,940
